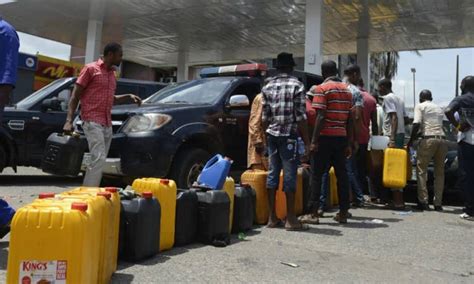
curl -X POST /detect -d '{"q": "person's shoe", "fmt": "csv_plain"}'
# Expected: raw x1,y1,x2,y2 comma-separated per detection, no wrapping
298,214,320,225
416,203,430,211
459,213,474,221
333,212,348,224
352,202,364,208
317,208,324,217
434,206,443,212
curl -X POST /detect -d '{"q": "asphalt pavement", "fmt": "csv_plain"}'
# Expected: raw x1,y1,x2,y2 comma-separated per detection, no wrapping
1,168,473,283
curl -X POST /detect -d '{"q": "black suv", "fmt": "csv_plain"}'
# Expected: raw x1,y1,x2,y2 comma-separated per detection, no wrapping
84,65,322,188
0,77,166,172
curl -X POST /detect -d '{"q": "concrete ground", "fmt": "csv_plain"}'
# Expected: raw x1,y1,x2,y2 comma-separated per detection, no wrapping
1,168,473,283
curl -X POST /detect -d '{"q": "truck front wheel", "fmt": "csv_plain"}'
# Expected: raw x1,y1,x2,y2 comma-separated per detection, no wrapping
170,148,211,189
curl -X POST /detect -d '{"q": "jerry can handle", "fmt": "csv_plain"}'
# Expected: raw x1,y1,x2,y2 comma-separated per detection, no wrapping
203,154,222,170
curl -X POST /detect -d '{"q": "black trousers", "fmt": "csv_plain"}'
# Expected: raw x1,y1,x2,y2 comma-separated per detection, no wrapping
308,136,350,213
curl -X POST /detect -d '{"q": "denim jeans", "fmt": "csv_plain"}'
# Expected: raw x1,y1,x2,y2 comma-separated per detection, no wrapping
308,136,350,213
458,142,474,215
266,134,299,193
346,156,365,203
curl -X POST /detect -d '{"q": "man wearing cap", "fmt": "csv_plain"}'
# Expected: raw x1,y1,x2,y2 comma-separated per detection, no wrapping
407,90,448,211
262,52,310,231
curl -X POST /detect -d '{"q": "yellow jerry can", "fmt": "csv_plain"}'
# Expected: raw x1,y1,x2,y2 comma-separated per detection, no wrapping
66,187,121,278
329,167,339,206
383,148,408,188
275,169,304,219
222,177,235,232
132,178,177,251
7,200,101,284
240,170,269,225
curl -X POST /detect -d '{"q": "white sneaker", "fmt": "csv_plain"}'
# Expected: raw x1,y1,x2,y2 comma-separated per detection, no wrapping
459,213,474,221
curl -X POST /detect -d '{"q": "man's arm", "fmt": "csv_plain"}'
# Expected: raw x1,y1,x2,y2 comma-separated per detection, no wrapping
407,123,420,147
345,111,354,158
114,94,142,106
370,109,379,136
389,112,398,147
353,106,362,148
63,84,84,133
310,110,326,153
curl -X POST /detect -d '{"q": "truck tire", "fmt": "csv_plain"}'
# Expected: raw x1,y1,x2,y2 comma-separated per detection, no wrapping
170,148,211,189
0,145,5,172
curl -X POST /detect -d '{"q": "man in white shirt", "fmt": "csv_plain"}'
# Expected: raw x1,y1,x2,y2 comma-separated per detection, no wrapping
378,78,408,210
445,76,474,221
408,90,448,211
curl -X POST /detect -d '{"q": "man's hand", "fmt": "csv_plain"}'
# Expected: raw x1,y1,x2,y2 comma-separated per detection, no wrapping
388,141,396,148
310,142,319,154
345,145,352,159
353,142,359,154
130,94,142,106
300,145,310,163
63,121,73,134
459,122,471,133
255,142,265,155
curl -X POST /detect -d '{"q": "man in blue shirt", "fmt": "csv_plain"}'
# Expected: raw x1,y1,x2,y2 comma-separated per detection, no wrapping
0,16,19,238
0,16,19,120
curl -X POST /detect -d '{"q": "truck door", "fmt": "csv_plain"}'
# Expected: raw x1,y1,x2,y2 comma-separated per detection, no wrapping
222,80,261,168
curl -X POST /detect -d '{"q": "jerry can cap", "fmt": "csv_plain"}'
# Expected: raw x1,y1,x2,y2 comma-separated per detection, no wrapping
142,192,153,199
105,187,118,193
97,192,112,200
39,192,55,199
160,179,170,185
71,202,88,211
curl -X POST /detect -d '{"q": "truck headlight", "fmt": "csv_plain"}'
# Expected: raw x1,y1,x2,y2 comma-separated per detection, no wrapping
121,113,171,133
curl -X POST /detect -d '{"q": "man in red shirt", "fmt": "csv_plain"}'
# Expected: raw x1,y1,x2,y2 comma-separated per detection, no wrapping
300,60,354,224
356,78,378,197
63,43,141,186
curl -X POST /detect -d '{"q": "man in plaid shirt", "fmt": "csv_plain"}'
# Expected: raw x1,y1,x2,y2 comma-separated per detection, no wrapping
63,43,142,186
262,52,310,231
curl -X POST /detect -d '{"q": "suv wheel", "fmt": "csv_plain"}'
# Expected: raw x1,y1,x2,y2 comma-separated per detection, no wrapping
170,148,211,189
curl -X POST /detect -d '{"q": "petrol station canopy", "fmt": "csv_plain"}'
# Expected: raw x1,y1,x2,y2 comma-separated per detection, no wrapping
2,0,474,67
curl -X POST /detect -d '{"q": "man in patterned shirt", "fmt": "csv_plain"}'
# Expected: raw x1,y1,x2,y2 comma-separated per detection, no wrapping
262,52,310,231
300,60,354,224
63,43,142,186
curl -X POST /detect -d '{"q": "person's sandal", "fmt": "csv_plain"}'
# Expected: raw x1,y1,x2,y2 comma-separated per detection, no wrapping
333,212,348,224
298,214,320,224
266,219,284,228
285,223,310,231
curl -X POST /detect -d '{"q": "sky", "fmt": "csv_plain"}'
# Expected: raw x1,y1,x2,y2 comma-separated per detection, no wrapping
392,48,474,108
15,30,474,108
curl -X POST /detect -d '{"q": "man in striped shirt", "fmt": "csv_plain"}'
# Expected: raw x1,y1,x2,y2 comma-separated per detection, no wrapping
300,60,354,224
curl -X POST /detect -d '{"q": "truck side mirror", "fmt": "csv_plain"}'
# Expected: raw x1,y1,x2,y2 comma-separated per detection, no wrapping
228,95,250,108
41,98,62,112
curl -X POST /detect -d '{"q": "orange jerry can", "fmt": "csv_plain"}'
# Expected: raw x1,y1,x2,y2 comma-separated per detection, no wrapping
275,168,304,219
66,187,121,278
383,148,408,188
240,170,269,225
132,178,177,251
7,199,102,284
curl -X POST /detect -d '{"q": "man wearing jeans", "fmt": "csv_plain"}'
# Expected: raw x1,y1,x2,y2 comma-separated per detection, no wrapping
300,60,354,224
262,52,310,231
445,76,474,221
63,43,142,186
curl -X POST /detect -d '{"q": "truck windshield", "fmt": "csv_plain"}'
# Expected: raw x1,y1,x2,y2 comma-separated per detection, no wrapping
144,78,233,105
16,78,73,110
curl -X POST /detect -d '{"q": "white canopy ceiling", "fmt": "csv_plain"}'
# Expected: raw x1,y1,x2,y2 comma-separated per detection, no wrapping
2,0,473,67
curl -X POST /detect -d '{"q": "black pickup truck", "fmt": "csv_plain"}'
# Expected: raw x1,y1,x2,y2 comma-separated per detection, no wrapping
83,64,322,188
0,77,166,172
